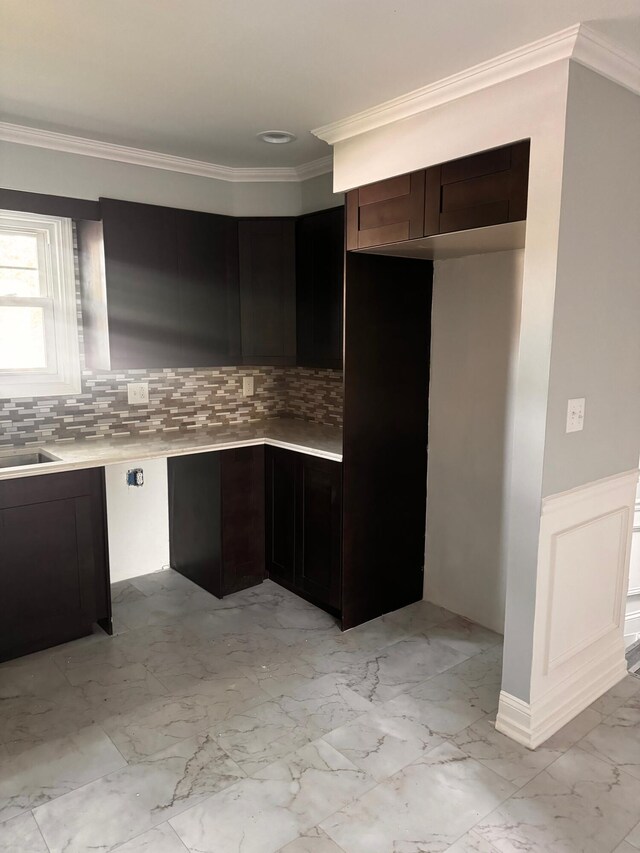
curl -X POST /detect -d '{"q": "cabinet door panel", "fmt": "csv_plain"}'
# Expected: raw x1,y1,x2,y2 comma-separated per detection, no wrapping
168,452,222,597
425,140,530,236
100,198,181,368
346,172,425,251
176,210,240,367
296,207,344,369
238,219,296,363
297,456,341,611
265,447,297,584
221,446,265,594
0,498,94,659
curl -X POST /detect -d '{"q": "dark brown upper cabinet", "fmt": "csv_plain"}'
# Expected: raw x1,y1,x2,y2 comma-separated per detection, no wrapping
425,140,530,235
95,198,182,369
296,206,344,370
346,171,425,251
345,141,530,258
238,218,296,365
79,199,240,370
175,209,240,367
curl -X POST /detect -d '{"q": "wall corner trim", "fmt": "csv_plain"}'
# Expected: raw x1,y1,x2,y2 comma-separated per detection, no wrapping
312,23,640,145
0,122,333,184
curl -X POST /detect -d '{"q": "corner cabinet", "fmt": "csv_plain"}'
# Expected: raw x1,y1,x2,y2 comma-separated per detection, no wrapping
238,219,296,365
346,140,530,252
296,206,344,369
0,469,111,662
265,447,342,614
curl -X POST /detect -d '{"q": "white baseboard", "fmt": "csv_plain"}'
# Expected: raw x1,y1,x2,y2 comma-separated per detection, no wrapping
496,644,628,748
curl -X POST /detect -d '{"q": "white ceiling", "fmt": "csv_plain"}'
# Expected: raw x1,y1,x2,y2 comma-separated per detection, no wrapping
1,0,639,168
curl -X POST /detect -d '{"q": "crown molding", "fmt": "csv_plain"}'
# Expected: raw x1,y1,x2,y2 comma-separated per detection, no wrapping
0,122,333,183
312,23,640,145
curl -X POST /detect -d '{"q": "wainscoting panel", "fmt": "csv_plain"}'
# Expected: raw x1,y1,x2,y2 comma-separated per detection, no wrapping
497,468,638,748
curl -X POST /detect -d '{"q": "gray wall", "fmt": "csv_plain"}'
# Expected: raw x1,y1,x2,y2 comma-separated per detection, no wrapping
425,250,524,633
0,140,340,216
541,64,640,497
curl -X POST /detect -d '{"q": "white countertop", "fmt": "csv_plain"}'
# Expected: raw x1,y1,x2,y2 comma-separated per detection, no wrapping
0,418,343,481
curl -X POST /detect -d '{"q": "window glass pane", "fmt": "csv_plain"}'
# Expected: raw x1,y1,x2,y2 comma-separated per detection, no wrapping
0,306,47,369
0,233,39,269
0,268,41,297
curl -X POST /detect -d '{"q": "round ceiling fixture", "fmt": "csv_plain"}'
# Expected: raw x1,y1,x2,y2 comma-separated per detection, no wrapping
257,130,297,144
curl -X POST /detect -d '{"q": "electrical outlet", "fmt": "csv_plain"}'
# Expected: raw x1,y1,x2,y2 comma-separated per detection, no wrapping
566,397,585,433
127,382,149,405
243,375,254,397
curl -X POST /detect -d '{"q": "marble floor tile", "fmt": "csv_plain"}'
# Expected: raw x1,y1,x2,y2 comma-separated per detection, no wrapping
61,660,168,716
590,675,640,717
320,741,516,853
377,670,497,738
0,655,70,699
339,634,470,705
101,673,269,762
33,732,245,853
422,616,502,658
128,568,207,597
443,830,501,852
278,826,347,852
578,693,640,780
111,580,148,606
322,707,444,782
0,812,48,853
336,615,412,653
297,639,373,680
210,697,324,774
615,842,639,853
381,599,456,634
112,623,209,677
0,724,126,822
0,680,95,756
111,823,189,852
114,588,219,631
447,644,503,691
6,577,639,853
626,818,640,848
453,708,602,787
240,652,321,698
475,746,640,853
277,673,374,734
170,739,374,853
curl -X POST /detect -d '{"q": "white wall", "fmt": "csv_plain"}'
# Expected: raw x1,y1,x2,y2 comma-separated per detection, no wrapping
425,250,524,634
541,64,640,497
104,458,170,582
0,140,340,216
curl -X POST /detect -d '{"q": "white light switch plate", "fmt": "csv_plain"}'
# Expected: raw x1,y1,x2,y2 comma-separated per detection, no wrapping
243,376,254,397
566,397,585,433
127,382,149,405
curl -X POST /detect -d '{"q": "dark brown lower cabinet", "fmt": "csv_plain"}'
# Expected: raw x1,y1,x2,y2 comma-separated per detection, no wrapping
168,446,265,597
0,468,111,662
266,447,342,614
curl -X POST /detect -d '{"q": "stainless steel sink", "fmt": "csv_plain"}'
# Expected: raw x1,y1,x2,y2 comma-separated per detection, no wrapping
0,449,60,469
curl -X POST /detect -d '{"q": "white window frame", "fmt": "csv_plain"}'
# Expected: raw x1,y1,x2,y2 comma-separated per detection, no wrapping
0,209,81,398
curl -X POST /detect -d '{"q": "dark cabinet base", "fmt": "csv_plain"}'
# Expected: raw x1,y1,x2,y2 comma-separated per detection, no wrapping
168,447,265,598
266,447,342,615
0,468,111,663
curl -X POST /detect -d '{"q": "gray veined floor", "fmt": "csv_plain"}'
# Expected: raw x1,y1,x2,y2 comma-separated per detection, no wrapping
1,573,640,853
